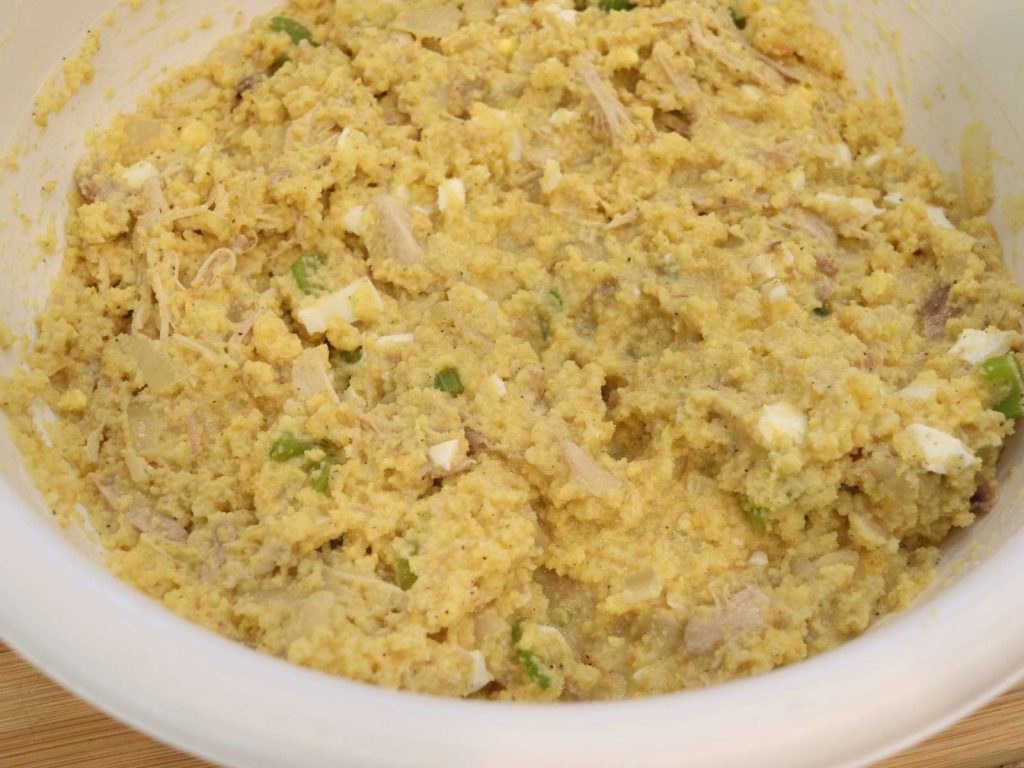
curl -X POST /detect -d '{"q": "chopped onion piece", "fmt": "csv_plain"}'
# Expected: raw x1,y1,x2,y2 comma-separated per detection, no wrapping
119,335,187,395
560,438,620,497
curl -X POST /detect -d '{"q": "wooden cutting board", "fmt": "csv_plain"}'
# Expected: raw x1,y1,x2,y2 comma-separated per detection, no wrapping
1,641,1022,768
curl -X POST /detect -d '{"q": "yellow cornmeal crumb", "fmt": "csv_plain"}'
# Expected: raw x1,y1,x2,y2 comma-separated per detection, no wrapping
32,29,102,127
3,0,1023,703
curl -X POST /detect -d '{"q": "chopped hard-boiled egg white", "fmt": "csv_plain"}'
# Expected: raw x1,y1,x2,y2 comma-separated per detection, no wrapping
757,402,807,447
950,328,1013,365
747,551,768,567
121,161,159,191
904,423,978,475
465,650,493,695
541,159,562,194
437,178,466,212
296,277,382,334
863,153,883,169
883,192,904,207
816,192,882,218
765,281,787,303
926,205,955,230
488,374,507,397
377,333,414,346
834,142,853,167
898,381,937,400
428,439,460,471
342,206,366,235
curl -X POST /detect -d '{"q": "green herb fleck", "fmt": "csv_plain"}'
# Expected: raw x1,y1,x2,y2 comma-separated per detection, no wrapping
307,455,343,494
548,289,564,310
813,305,831,318
597,0,636,10
290,253,324,295
340,346,363,364
270,16,318,46
269,432,318,462
511,618,524,645
269,54,290,75
980,352,1024,420
516,649,552,690
742,497,769,533
395,557,418,591
728,7,747,29
434,367,464,396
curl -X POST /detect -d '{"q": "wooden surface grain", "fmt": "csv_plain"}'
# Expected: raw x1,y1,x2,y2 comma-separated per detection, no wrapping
1,640,1022,768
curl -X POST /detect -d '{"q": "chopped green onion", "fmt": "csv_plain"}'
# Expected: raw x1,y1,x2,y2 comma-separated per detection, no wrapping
290,253,324,295
269,432,318,462
547,289,564,310
269,54,290,75
307,455,343,494
980,353,1024,420
516,649,552,690
596,0,636,10
511,618,524,645
434,367,464,396
728,7,747,29
813,306,831,318
270,16,318,46
395,557,418,590
340,346,363,364
742,497,768,532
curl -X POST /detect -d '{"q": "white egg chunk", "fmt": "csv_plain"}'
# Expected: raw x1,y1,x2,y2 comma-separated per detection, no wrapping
950,328,1013,365
905,424,979,475
757,403,807,447
296,278,382,334
428,438,460,472
898,381,937,400
377,333,414,346
342,206,366,235
464,650,493,695
437,178,466,212
883,191,904,207
488,374,507,397
926,205,955,230
816,192,883,218
121,161,159,191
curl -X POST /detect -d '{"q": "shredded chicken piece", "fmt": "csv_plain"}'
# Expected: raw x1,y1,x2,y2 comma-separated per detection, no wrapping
654,50,703,108
172,333,235,368
814,254,839,277
91,474,187,543
918,283,954,339
131,276,153,335
688,20,780,88
192,247,237,286
560,438,621,497
125,506,189,543
606,210,639,230
684,585,770,656
373,194,425,265
575,58,637,147
292,346,341,403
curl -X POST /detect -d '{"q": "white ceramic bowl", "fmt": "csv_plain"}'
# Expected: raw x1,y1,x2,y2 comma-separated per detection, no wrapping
2,2,1023,766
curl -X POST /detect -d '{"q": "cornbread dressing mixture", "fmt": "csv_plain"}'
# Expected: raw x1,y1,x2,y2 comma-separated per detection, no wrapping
3,0,1023,701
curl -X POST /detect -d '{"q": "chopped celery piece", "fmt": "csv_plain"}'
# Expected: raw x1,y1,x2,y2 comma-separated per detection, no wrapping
395,557,418,590
742,497,768,532
290,253,324,295
269,432,317,462
980,353,1024,419
516,649,552,690
270,16,318,46
434,367,464,396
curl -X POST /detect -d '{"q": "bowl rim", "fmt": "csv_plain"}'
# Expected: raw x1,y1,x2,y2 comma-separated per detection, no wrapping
2,474,1023,768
